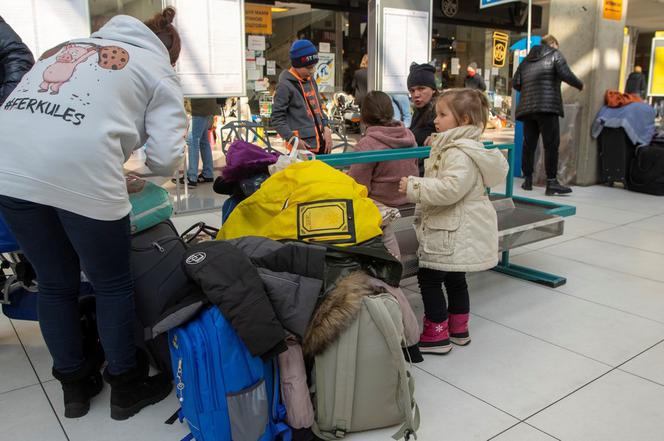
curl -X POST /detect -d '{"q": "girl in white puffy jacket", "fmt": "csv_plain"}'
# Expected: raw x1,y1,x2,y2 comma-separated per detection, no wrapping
398,89,509,355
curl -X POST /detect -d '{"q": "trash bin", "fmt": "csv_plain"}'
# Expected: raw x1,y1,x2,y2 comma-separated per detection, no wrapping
533,103,582,186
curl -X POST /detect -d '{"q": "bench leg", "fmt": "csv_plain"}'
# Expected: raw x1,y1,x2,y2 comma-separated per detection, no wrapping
492,251,567,288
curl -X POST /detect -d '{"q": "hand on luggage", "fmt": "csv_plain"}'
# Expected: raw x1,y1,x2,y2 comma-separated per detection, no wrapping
125,175,146,194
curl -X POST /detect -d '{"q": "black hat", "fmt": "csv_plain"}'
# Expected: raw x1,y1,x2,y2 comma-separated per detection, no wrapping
407,62,436,90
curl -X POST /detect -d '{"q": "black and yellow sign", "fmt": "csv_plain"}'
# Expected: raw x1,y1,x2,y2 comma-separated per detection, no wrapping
297,199,356,244
492,32,509,68
245,4,272,35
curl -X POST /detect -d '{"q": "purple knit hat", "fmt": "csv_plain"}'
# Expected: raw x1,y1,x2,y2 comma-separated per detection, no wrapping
222,140,280,182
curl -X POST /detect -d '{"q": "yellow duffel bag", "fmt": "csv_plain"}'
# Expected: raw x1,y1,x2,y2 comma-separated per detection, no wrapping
217,160,382,246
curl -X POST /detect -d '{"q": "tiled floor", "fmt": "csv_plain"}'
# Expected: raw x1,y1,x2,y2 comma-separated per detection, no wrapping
2,180,664,440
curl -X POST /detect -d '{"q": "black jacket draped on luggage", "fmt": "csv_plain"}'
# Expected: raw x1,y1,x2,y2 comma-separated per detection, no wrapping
183,238,327,360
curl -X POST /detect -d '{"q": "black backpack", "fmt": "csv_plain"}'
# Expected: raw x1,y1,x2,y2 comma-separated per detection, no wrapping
131,221,217,374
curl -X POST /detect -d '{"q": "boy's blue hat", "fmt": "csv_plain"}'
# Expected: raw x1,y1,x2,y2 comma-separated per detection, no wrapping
290,39,319,67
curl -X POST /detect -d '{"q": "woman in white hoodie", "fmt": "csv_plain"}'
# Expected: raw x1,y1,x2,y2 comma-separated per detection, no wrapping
399,89,509,355
0,8,186,420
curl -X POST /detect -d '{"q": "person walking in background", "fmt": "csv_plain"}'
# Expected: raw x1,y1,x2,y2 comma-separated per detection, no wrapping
174,98,218,188
0,8,186,420
272,39,333,153
0,15,35,104
625,65,647,99
464,62,486,92
513,34,583,195
398,89,508,355
352,54,368,109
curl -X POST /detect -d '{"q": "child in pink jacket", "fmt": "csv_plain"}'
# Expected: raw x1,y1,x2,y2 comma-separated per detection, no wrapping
349,91,419,207
349,91,418,259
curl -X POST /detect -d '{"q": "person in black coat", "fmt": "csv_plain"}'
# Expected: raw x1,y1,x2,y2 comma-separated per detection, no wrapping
407,62,437,146
464,62,486,91
407,62,438,176
513,34,583,195
0,16,35,105
625,66,647,98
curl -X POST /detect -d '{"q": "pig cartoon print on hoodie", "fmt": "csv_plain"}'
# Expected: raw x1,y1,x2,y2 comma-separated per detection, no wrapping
39,44,98,95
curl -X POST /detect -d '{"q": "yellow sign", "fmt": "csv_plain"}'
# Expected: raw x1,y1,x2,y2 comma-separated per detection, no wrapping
603,0,622,21
650,42,664,96
297,199,356,244
492,32,509,68
245,4,272,35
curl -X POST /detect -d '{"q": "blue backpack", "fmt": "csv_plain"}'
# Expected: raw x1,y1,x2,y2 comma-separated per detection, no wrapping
169,306,291,441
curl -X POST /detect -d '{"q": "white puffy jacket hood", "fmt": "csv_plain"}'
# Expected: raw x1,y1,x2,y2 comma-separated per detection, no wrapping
432,125,507,188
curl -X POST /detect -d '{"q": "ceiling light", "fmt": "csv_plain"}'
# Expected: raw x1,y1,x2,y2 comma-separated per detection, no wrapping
271,7,289,12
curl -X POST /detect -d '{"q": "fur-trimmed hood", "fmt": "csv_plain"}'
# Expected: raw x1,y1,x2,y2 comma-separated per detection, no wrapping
303,272,373,358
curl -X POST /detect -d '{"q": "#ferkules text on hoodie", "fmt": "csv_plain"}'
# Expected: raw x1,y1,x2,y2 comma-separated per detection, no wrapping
0,15,186,221
348,124,418,207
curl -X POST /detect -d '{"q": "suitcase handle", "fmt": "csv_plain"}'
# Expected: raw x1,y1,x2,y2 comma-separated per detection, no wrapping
180,222,220,244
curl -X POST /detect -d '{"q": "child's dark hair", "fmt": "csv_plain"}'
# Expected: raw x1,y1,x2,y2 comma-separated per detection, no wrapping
437,88,490,129
144,7,181,65
361,91,397,126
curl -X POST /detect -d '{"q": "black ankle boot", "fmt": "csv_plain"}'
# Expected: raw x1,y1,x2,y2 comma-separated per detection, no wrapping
52,357,104,418
103,349,172,421
546,179,572,195
521,176,533,191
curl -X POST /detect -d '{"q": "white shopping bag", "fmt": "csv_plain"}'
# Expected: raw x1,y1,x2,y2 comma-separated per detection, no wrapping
268,137,315,175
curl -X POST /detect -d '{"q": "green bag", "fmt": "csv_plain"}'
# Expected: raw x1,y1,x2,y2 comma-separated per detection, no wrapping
312,293,419,440
129,181,173,234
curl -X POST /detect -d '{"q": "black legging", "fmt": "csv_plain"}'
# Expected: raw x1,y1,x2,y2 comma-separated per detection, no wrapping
417,268,469,323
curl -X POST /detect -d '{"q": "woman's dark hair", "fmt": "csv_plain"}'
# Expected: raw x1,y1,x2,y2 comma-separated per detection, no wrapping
144,7,181,65
361,91,396,126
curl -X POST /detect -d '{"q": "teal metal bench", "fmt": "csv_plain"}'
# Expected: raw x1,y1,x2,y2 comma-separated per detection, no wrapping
318,143,575,288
